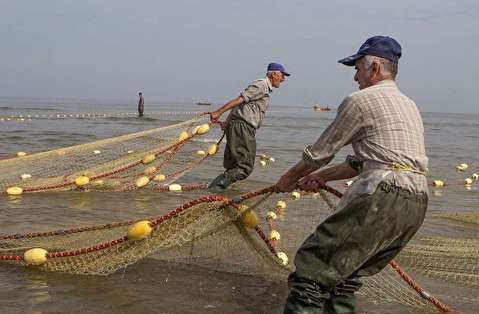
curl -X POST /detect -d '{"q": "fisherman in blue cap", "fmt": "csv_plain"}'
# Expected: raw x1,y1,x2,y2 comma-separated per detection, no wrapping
277,36,428,313
208,63,290,190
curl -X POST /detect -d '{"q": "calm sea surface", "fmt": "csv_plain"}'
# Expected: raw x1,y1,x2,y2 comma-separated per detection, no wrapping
1,98,478,313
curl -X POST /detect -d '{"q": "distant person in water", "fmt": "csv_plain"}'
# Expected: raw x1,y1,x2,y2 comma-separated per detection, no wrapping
208,63,290,190
138,92,144,117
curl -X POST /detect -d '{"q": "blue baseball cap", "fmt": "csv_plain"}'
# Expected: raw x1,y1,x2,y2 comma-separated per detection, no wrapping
267,62,290,76
338,36,402,66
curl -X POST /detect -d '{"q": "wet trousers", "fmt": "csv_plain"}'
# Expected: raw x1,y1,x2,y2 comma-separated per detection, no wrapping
209,118,256,189
284,182,428,313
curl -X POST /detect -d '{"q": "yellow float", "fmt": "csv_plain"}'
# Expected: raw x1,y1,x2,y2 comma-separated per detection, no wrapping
91,180,105,187
241,210,258,228
153,174,166,182
266,211,277,221
178,131,189,142
460,163,469,170
291,191,301,200
259,160,267,167
168,184,182,192
207,144,218,155
24,248,48,266
144,166,157,176
276,200,287,209
93,150,101,154
195,124,210,135
16,151,27,157
432,180,445,187
269,230,281,241
464,178,473,186
472,173,479,180
277,252,289,265
7,186,23,196
455,165,464,172
127,221,152,240
196,150,206,156
142,154,156,164
136,176,150,188
20,174,32,180
74,176,90,187
192,125,200,134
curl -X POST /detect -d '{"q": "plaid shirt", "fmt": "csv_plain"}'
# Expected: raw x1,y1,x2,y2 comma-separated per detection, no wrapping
302,80,428,207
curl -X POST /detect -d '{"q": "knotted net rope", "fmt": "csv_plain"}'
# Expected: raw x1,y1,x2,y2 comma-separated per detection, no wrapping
2,183,472,312
1,117,477,312
1,114,221,194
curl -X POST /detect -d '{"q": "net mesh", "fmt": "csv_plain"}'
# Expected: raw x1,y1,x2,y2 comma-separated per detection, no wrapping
1,118,478,312
0,114,219,193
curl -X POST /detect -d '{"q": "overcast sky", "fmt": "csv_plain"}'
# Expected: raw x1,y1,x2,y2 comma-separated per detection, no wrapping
1,0,478,113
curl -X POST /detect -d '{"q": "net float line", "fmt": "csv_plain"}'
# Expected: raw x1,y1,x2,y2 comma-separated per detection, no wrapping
0,183,461,312
1,115,223,195
0,111,204,121
0,187,278,266
24,124,211,193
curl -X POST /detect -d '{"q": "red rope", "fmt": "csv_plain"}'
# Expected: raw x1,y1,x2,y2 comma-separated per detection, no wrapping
0,181,456,313
0,255,23,261
7,123,207,194
255,225,277,255
389,260,455,313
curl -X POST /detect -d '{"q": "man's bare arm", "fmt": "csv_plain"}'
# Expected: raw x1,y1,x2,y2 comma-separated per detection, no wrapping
275,160,318,192
301,162,359,183
298,162,359,192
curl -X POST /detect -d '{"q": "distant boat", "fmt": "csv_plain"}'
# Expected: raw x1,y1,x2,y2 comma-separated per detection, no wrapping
313,104,331,112
196,101,212,106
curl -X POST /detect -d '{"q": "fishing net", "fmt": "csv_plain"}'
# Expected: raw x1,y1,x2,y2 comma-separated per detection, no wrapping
2,184,476,312
1,117,478,312
0,114,220,194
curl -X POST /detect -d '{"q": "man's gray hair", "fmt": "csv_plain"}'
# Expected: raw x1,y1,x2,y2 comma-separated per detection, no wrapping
266,70,282,76
363,55,398,79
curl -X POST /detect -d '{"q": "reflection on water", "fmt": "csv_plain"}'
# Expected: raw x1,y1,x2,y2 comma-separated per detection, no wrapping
69,193,93,211
7,195,24,207
24,272,51,305
134,193,157,213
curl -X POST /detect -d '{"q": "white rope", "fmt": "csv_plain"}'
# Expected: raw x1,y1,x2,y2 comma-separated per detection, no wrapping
0,111,205,122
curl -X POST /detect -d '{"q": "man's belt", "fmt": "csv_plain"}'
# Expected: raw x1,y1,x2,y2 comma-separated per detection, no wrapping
363,161,427,176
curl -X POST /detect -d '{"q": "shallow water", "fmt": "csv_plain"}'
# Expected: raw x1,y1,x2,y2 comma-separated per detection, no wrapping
1,98,478,313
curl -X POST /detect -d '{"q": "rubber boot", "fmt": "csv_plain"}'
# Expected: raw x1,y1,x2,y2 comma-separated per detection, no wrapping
323,278,362,313
284,274,330,314
208,173,234,190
